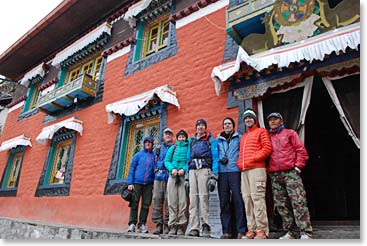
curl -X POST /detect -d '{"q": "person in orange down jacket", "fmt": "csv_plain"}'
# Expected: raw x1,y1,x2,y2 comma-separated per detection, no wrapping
237,108,272,239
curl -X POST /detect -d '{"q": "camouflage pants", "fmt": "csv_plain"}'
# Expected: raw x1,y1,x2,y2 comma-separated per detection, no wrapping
269,169,312,235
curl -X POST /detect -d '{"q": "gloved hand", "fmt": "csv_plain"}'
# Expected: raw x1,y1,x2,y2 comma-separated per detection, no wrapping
207,173,218,192
184,173,190,194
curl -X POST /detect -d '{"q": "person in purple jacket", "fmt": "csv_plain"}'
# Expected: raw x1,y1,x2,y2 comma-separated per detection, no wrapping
267,112,312,239
127,136,156,234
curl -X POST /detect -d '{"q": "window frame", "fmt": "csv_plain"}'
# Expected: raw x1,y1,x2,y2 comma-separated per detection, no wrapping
0,146,26,197
142,16,170,58
35,129,77,197
65,55,103,84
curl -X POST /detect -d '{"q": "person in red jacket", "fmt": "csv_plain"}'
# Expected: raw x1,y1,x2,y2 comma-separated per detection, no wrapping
267,112,312,239
237,108,272,239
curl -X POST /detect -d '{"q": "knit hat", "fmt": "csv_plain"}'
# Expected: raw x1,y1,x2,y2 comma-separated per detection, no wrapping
222,117,236,129
176,129,188,140
242,108,257,122
267,112,283,120
195,119,207,129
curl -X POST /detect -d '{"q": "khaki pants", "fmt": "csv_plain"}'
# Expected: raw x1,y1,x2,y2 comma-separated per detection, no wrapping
152,180,169,225
167,175,187,227
241,168,269,235
188,168,211,232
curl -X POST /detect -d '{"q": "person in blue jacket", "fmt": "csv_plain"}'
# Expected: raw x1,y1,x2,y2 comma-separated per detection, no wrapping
127,136,155,234
186,119,219,237
152,127,174,235
217,117,247,239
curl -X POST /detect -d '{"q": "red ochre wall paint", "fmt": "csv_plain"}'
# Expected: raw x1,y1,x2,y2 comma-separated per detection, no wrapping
0,7,238,231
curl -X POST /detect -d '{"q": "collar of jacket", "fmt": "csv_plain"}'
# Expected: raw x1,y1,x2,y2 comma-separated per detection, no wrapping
246,124,259,132
218,131,239,140
269,124,285,134
194,131,211,141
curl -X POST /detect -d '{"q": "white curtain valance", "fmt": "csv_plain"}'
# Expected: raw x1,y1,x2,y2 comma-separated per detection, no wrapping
212,22,360,96
124,0,152,27
51,22,112,66
36,116,83,145
20,63,45,86
106,84,180,124
0,134,32,152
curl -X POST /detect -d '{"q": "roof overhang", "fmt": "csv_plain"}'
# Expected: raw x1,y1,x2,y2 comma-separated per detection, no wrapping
0,0,131,80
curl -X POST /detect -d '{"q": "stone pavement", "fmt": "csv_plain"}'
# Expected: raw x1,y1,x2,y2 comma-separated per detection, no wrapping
0,217,360,240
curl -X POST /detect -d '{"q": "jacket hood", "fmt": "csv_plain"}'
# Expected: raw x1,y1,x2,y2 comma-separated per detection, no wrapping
143,136,154,145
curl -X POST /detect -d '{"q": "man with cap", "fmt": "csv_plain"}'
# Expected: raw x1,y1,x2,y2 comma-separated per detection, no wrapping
164,129,189,235
217,117,247,239
151,127,174,234
267,112,312,239
237,108,272,239
187,119,219,237
127,136,156,233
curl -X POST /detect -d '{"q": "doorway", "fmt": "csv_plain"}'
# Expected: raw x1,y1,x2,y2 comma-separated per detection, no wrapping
303,76,360,221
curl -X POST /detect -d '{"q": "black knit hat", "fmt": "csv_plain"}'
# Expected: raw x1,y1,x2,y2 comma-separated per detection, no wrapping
176,129,188,140
222,117,236,129
195,119,207,129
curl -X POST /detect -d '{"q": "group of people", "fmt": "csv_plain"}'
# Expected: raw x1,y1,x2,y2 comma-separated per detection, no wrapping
125,108,313,239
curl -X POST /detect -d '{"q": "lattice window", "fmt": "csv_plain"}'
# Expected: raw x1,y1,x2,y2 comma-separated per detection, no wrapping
120,115,160,179
6,152,23,188
48,139,72,185
66,56,103,83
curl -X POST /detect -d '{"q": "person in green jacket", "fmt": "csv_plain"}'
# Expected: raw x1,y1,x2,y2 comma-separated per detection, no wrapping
164,129,189,235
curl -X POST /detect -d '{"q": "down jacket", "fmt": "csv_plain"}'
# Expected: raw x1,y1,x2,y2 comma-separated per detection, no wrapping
127,137,155,185
267,127,309,172
237,125,272,171
164,140,189,175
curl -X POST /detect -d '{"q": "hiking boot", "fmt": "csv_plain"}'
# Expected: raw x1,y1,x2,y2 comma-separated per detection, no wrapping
138,224,148,233
152,223,163,235
300,232,312,239
188,229,199,237
254,230,268,239
279,231,295,239
163,224,169,234
168,225,177,235
202,224,211,237
240,230,256,239
176,226,184,236
221,233,232,239
127,224,136,232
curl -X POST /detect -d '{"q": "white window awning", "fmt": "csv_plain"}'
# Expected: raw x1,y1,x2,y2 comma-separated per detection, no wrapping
211,22,360,96
20,63,46,86
36,116,83,145
0,134,32,152
51,22,112,66
106,84,180,123
124,0,152,27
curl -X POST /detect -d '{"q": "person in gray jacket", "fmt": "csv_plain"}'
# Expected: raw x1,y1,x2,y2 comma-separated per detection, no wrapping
217,117,247,239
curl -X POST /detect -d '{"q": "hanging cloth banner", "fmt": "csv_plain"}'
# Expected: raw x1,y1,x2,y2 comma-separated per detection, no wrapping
36,116,83,145
322,75,360,148
0,134,32,152
123,0,152,27
105,84,180,124
211,22,360,96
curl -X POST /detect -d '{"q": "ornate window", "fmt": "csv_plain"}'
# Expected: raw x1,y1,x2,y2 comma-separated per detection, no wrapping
65,56,103,84
0,146,25,197
125,0,177,76
22,75,43,113
104,98,168,195
118,116,160,179
143,17,170,57
35,129,77,197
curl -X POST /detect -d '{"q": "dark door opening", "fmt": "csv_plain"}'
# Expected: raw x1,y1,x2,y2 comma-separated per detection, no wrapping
303,76,360,221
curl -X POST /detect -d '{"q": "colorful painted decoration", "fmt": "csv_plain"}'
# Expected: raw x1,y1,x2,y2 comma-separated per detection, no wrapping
274,0,315,26
277,13,320,43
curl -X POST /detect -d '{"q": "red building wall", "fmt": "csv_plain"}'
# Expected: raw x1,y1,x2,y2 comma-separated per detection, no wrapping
0,7,237,231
